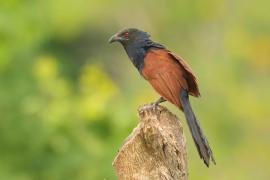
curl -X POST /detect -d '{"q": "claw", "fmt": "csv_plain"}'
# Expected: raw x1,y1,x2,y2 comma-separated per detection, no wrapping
151,102,158,111
139,103,157,112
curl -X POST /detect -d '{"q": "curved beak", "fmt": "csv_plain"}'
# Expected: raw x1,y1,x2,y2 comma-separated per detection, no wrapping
108,34,122,43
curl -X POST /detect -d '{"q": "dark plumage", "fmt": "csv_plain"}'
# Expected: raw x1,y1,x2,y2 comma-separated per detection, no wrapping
109,28,215,167
108,28,164,70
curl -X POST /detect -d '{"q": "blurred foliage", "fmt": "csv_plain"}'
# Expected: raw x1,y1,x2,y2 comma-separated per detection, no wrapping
0,0,270,179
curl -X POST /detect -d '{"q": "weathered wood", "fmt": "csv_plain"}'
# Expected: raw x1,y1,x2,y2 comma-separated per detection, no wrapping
113,104,188,180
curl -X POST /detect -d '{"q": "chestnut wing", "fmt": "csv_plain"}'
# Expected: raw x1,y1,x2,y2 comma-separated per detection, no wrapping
141,49,189,109
168,51,200,97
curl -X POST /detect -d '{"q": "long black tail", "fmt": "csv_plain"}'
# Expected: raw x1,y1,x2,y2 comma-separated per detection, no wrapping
180,90,216,167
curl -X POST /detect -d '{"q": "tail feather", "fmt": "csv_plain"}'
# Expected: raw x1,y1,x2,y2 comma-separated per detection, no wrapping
180,90,216,167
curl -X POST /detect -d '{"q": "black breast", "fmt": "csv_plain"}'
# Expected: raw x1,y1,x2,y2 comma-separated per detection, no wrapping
123,39,165,72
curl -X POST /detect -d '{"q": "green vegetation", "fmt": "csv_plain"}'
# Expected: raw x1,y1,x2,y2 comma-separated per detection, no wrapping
0,0,270,179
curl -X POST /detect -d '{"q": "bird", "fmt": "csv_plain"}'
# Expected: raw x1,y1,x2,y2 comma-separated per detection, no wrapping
108,28,215,167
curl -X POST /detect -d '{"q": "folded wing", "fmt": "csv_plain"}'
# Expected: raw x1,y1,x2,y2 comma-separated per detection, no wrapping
141,48,200,109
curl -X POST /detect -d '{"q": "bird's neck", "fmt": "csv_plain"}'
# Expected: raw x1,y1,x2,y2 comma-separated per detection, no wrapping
124,44,146,71
122,39,165,72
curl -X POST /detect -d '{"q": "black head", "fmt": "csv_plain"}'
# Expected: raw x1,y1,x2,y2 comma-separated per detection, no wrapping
108,28,150,45
108,28,164,71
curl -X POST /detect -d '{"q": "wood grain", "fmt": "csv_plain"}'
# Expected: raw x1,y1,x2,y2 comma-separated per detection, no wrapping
113,104,188,180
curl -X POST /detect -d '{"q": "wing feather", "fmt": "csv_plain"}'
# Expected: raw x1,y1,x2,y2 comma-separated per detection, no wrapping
168,52,200,97
141,49,194,109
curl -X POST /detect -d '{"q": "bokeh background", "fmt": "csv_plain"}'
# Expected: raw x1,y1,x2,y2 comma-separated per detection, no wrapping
1,0,270,179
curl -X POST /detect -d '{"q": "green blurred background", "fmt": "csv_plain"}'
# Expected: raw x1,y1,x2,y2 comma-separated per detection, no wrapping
1,0,270,179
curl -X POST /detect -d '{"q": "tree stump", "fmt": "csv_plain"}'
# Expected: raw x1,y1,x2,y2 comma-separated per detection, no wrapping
113,104,188,180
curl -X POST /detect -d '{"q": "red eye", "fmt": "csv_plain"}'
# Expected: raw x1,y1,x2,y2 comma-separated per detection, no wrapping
124,32,129,39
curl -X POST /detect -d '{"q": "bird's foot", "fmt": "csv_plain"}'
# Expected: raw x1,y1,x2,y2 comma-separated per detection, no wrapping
138,97,166,116
139,103,158,112
145,97,166,111
152,97,166,108
150,102,159,111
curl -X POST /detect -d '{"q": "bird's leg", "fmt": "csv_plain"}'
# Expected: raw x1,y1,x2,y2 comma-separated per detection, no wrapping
151,97,166,108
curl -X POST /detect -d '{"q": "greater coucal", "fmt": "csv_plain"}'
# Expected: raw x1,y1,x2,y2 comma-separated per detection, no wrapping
109,28,215,166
